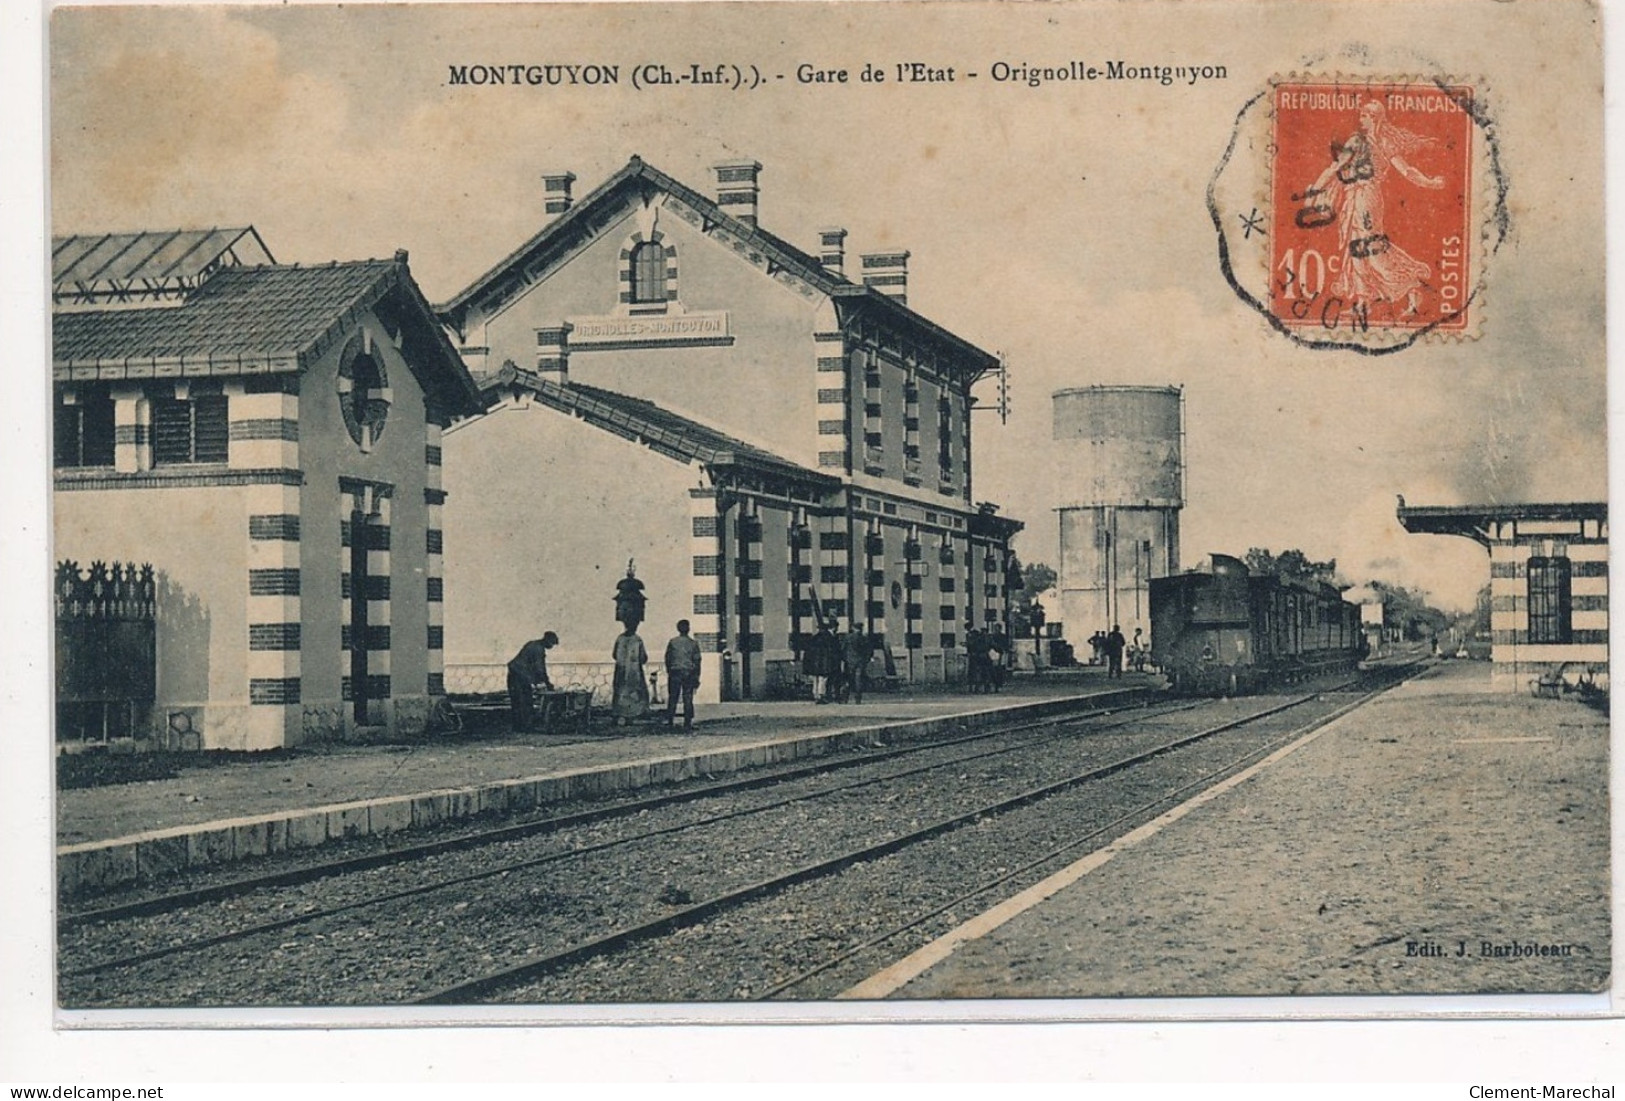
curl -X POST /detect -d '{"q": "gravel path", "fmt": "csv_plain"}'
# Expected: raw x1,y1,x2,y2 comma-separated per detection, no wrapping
892,663,1610,998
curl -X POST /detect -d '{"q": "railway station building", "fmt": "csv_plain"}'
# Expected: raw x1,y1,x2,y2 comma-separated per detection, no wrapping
1397,499,1609,692
437,156,1023,701
52,229,485,749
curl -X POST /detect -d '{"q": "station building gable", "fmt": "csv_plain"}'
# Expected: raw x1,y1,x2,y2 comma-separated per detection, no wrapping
437,159,1025,700
438,156,1000,511
52,233,484,750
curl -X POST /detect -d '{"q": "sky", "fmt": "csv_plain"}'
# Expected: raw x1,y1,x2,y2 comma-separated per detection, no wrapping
46,0,1609,612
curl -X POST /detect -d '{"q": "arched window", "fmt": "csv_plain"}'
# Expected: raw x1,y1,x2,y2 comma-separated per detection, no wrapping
630,240,668,304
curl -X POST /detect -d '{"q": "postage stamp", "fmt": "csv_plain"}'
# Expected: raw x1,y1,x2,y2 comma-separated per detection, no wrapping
1268,79,1474,337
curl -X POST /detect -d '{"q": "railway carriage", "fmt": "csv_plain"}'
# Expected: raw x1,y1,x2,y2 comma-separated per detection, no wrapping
1149,554,1364,694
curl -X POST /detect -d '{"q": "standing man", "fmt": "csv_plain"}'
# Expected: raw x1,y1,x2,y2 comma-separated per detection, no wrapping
841,623,873,704
965,624,988,693
804,618,839,703
664,619,702,730
507,631,559,731
1105,623,1127,679
988,623,1010,692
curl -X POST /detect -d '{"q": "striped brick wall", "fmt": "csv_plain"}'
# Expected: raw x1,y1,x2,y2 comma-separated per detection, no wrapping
787,513,810,648
736,507,764,658
111,388,151,473
902,376,922,486
245,482,302,748
426,426,446,697
229,384,299,471
937,392,958,494
961,398,973,503
816,520,850,627
902,526,923,651
815,329,848,472
340,483,394,721
863,521,887,639
861,351,884,474
689,487,724,656
1487,540,1609,683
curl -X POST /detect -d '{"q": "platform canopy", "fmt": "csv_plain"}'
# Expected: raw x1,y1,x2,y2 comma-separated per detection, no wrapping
52,227,275,309
1396,499,1608,547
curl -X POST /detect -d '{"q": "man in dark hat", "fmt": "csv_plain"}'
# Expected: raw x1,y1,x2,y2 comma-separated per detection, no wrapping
508,631,559,730
1105,624,1127,679
804,618,840,703
841,622,873,704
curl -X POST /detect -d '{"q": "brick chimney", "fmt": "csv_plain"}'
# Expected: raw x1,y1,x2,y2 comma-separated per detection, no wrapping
818,227,848,278
535,324,572,383
861,251,910,305
714,159,763,226
542,171,577,216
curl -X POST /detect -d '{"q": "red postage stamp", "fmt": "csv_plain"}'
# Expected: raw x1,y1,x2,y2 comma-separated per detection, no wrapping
1270,79,1473,335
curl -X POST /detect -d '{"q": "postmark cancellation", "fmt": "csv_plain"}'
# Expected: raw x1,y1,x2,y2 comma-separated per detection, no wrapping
1212,74,1502,354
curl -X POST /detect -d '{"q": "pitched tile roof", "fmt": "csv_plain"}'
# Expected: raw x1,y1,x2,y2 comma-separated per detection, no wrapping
480,364,836,489
438,156,1000,380
53,261,396,370
53,256,485,416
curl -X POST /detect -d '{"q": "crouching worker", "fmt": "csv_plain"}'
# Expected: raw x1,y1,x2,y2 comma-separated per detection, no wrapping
508,631,559,731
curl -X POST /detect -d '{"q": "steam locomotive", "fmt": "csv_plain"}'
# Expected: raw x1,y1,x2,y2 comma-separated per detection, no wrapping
1148,554,1364,695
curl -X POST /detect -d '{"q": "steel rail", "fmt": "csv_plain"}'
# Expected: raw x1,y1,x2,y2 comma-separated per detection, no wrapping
411,689,1344,1004
62,688,1158,930
753,677,1406,999
63,695,1201,976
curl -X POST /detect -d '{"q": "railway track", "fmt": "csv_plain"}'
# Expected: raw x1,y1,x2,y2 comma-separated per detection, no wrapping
424,683,1404,1004
61,687,1165,930
60,665,1420,1006
61,695,1198,980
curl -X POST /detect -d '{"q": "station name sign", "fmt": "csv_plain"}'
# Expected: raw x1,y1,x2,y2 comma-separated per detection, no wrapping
567,311,731,348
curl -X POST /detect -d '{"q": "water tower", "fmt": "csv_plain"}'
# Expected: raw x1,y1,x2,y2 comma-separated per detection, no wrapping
1052,386,1184,650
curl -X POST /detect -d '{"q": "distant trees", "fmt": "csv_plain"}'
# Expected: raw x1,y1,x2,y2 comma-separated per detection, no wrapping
1368,580,1449,641
1009,561,1056,638
1244,547,1340,585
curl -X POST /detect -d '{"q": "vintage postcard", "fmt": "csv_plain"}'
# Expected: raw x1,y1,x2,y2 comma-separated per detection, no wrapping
33,0,1612,1033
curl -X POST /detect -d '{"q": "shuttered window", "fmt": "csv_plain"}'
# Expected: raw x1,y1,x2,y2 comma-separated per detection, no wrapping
53,388,116,468
153,394,229,464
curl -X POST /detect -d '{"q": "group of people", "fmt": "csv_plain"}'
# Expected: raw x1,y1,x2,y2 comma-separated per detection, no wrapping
506,618,705,731
608,617,706,730
800,618,874,704
505,562,704,733
964,624,1010,694
1086,625,1148,678
506,554,1157,732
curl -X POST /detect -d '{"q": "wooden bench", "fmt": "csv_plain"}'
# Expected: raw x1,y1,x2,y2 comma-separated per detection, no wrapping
1530,663,1595,700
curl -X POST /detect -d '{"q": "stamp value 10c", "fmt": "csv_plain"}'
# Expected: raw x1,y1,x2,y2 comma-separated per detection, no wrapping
1270,80,1473,336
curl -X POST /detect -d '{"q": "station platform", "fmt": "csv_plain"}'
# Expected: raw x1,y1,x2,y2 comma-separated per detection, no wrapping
844,660,1612,999
57,669,1156,895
